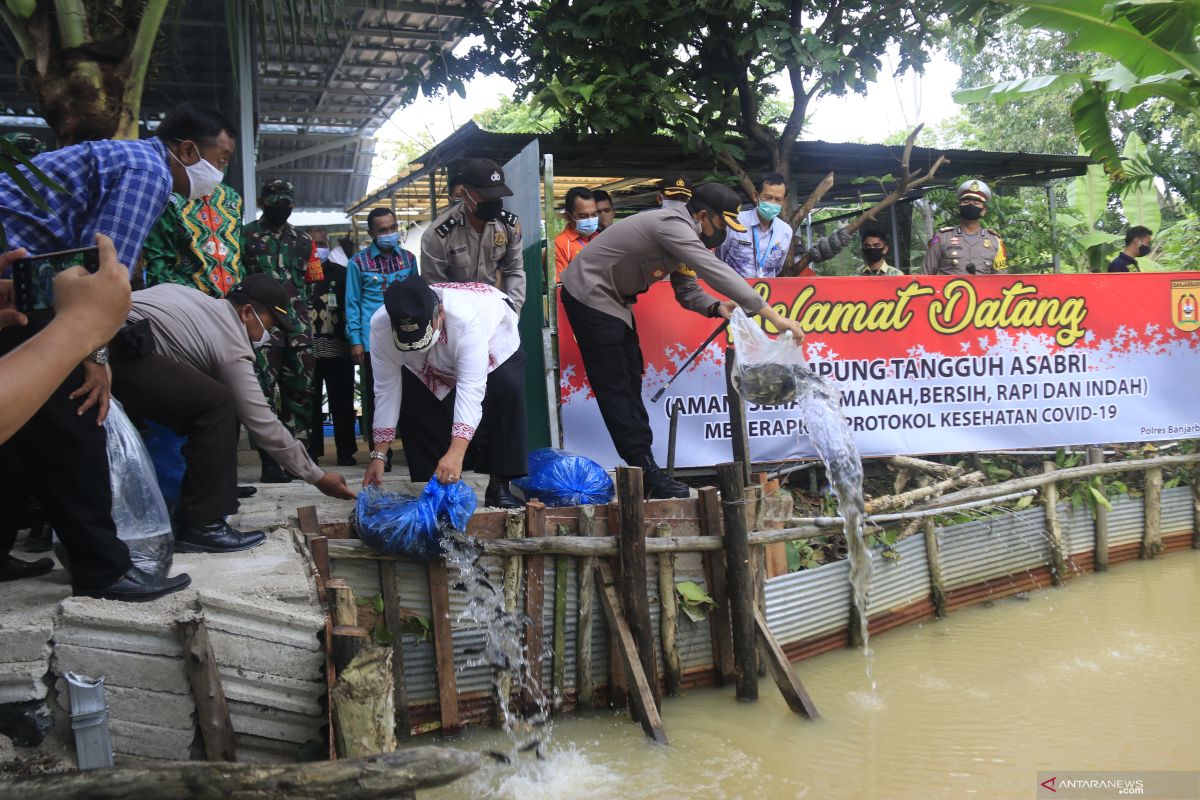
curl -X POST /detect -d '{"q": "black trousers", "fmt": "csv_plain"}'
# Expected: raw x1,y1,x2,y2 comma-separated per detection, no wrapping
111,351,240,525
308,357,358,460
396,349,529,483
561,289,653,465
360,357,391,451
0,326,131,590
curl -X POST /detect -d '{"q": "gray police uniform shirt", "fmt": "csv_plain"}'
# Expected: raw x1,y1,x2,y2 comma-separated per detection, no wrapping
559,205,768,328
921,225,1007,276
419,201,526,311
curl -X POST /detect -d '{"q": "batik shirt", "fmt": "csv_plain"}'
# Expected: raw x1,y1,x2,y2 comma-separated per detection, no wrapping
142,184,243,296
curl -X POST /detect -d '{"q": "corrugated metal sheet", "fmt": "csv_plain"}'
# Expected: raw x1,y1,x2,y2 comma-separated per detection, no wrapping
939,506,1048,589
765,559,852,647
1162,486,1192,533
1107,493,1146,547
865,534,931,616
1063,501,1095,556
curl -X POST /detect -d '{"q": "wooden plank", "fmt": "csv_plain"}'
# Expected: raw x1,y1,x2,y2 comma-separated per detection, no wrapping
311,536,331,600
616,467,661,712
1142,467,1163,559
576,505,598,711
923,519,947,619
746,486,767,677
724,347,752,485
427,562,461,737
497,511,524,726
717,462,758,702
1040,462,1068,584
1087,447,1109,572
753,608,819,719
656,523,682,697
378,560,411,740
551,523,569,713
698,487,735,686
319,521,352,539
178,618,237,762
522,500,547,716
607,500,628,711
297,505,320,536
593,561,668,745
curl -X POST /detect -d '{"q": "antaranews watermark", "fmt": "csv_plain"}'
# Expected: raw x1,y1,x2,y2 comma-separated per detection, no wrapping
1037,771,1199,799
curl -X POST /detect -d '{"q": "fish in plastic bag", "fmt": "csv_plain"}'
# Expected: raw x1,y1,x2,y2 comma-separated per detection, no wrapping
514,448,614,507
352,477,478,561
728,307,810,406
104,399,174,578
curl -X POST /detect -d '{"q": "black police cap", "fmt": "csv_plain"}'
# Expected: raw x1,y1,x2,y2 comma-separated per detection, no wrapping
229,274,298,333
384,274,439,352
459,158,513,201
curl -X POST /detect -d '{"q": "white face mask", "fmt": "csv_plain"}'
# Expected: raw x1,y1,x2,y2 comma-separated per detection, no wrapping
250,308,272,349
170,140,224,200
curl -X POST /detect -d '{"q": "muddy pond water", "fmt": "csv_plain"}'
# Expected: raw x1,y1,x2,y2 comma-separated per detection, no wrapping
419,551,1200,800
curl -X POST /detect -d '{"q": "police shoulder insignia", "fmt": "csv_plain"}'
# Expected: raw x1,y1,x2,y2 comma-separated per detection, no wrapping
987,228,1003,238
929,236,940,246
498,209,518,227
938,226,954,232
677,264,697,277
435,215,461,239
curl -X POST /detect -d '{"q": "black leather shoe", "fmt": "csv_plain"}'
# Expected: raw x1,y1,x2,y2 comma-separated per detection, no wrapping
642,464,690,499
175,521,267,553
0,555,54,582
485,480,523,509
259,460,294,484
337,455,357,467
77,566,191,602
237,485,258,499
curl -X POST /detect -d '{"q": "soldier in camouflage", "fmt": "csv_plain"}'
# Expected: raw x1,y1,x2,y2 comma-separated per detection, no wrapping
242,179,321,482
922,179,1008,276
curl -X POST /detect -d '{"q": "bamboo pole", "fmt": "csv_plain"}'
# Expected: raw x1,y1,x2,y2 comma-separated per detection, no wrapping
656,523,682,698
1142,467,1163,559
552,523,569,712
717,462,757,702
1040,462,1068,585
864,471,985,514
616,467,661,712
576,505,598,711
923,519,947,619
1087,447,1109,572
888,456,964,479
496,511,524,727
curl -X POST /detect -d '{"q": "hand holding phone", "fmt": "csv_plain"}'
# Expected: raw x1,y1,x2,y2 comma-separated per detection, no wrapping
51,235,131,353
12,245,100,313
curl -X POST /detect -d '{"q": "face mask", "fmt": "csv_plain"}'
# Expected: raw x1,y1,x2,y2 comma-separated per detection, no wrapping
697,216,727,249
262,206,292,226
169,141,224,201
471,199,503,222
758,201,782,221
249,308,272,349
863,246,886,264
315,246,330,262
1137,243,1151,257
375,232,400,251
959,204,983,221
574,216,599,236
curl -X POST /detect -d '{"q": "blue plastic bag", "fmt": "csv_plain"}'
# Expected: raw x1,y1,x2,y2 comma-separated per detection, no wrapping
140,421,186,507
352,478,478,561
514,448,614,507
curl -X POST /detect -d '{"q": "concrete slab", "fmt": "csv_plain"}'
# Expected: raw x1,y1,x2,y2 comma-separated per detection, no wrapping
108,718,195,761
207,630,322,683
54,597,198,658
0,662,48,704
228,699,323,744
0,626,52,665
197,590,322,651
52,680,194,731
52,644,189,696
217,666,324,717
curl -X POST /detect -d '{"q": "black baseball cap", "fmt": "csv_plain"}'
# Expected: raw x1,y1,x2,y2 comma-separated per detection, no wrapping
659,173,693,200
460,158,513,200
384,274,439,352
229,274,298,333
691,183,748,232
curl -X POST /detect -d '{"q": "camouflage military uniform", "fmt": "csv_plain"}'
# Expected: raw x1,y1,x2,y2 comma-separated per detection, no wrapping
242,181,320,448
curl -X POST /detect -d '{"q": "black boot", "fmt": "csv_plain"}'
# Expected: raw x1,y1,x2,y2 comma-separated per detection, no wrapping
485,478,522,509
77,566,192,602
636,459,689,499
259,453,294,484
176,520,267,553
237,485,258,498
0,555,54,582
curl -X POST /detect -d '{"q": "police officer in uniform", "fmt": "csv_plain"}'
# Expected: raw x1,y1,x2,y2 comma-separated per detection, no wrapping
922,179,1008,276
420,158,525,312
242,179,321,482
560,183,806,499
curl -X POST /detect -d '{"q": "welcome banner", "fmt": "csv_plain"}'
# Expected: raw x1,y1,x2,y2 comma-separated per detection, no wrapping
558,274,1200,469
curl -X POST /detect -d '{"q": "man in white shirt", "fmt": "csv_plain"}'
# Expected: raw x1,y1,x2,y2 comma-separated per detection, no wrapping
363,275,527,508
718,172,793,278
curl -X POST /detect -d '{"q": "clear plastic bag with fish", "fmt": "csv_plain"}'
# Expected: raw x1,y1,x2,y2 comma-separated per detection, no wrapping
104,399,174,578
352,477,478,561
728,307,809,406
513,447,614,507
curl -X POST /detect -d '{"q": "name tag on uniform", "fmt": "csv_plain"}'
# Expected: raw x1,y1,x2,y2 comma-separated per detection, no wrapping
449,245,468,255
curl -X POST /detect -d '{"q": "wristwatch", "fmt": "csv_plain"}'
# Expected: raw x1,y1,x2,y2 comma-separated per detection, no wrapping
369,450,388,462
89,346,110,366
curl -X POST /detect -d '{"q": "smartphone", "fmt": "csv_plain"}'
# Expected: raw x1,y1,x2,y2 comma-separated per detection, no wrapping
12,245,100,313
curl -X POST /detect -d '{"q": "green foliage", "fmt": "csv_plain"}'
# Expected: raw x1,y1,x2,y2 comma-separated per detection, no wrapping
785,539,826,572
474,97,563,133
0,139,66,249
674,580,715,622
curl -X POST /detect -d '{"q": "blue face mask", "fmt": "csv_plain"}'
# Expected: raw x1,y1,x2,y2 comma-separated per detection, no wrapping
375,232,400,251
758,200,782,221
575,216,600,236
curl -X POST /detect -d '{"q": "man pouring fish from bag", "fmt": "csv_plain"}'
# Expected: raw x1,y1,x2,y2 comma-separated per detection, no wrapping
559,182,805,500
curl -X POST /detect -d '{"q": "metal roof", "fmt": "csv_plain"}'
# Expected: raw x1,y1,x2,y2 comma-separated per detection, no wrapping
348,120,1092,219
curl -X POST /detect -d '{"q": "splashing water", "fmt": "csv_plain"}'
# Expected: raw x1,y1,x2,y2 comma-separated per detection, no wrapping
440,529,552,754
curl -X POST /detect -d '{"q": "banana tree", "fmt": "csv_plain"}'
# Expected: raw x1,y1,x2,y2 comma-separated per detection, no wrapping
952,0,1200,178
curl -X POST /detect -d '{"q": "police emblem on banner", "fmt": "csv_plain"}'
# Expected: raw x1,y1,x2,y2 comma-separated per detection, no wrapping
1171,279,1200,331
